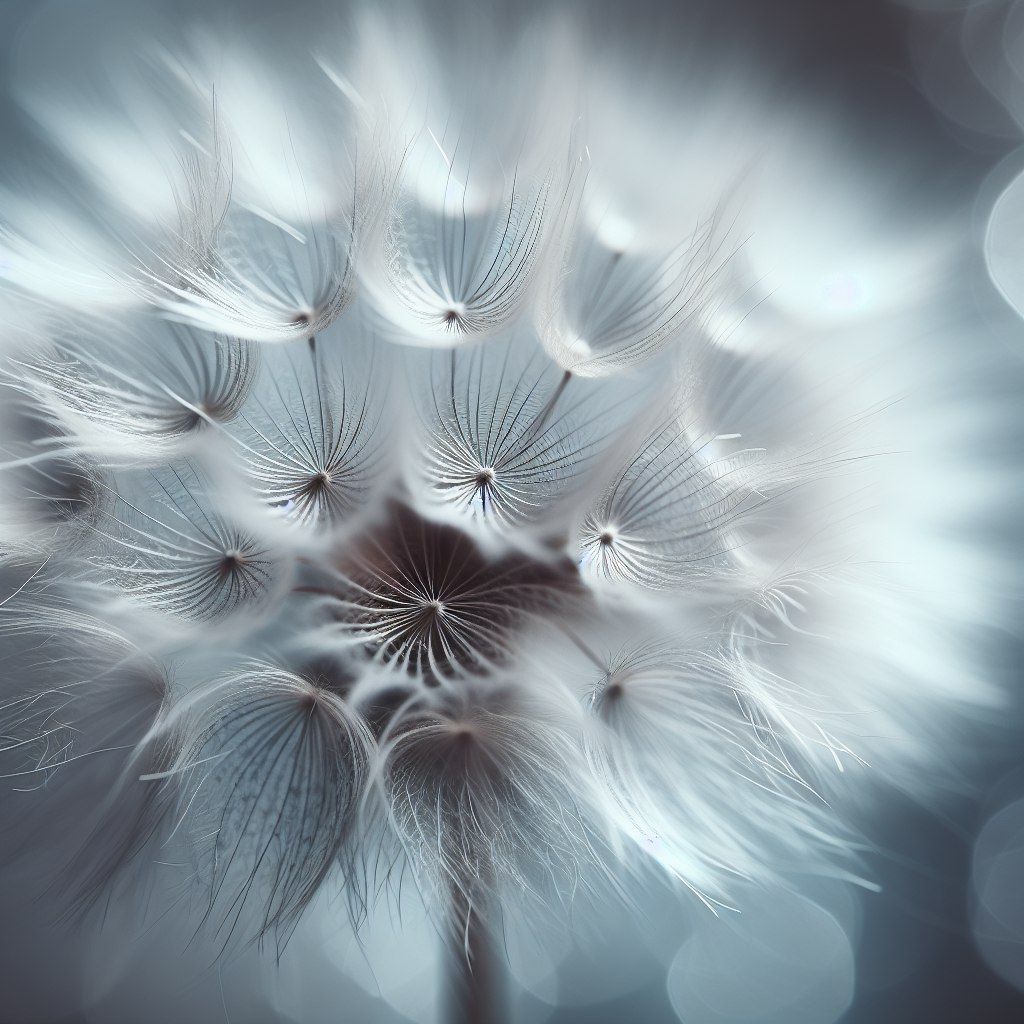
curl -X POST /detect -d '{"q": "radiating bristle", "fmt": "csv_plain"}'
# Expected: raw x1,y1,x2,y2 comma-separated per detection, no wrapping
11,317,258,462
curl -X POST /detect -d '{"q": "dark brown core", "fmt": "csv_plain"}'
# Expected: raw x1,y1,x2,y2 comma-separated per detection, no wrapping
307,501,587,681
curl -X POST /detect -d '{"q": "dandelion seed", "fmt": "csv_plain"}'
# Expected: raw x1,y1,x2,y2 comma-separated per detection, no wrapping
224,328,390,529
92,462,280,622
12,318,258,461
0,394,107,555
529,617,854,907
538,211,730,377
411,336,642,529
367,132,560,346
165,663,373,950
578,422,768,589
380,684,596,912
145,204,363,343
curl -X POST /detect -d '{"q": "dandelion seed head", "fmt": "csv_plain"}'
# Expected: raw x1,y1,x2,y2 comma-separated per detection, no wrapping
0,3,1009,991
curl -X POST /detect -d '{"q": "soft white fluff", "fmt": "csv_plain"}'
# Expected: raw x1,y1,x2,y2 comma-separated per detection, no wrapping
0,0,1011,972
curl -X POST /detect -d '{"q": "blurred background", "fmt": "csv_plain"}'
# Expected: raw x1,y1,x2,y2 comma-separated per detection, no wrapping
1,0,1023,1022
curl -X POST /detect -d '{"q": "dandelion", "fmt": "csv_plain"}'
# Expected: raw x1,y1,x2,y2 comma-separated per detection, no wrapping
0,6,1007,1024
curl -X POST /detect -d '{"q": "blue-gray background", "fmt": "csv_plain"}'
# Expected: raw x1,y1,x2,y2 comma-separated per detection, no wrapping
0,1,1022,1022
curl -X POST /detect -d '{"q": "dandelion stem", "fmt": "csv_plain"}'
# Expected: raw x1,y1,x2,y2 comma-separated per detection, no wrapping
444,866,507,1024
